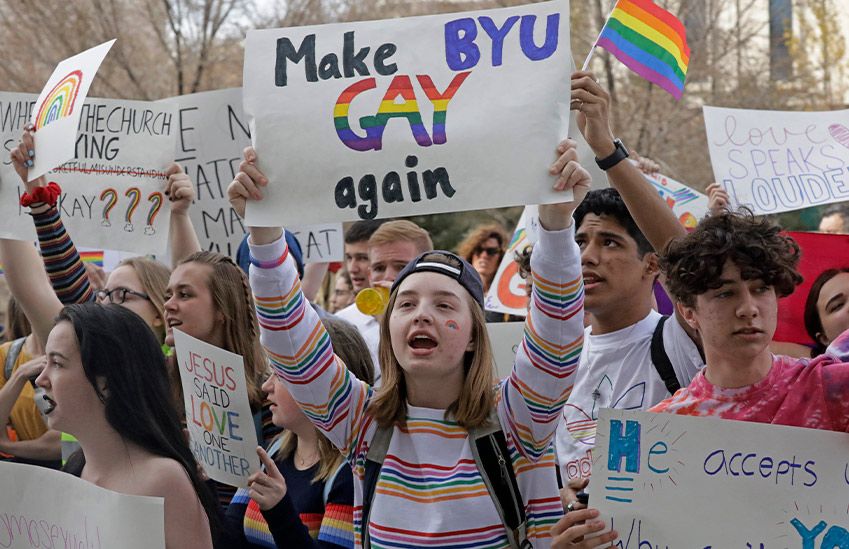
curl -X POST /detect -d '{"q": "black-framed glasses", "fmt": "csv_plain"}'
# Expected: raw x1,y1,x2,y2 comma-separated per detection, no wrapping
96,287,151,304
474,246,501,257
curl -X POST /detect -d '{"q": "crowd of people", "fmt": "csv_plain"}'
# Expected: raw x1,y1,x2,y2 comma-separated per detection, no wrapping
0,67,847,549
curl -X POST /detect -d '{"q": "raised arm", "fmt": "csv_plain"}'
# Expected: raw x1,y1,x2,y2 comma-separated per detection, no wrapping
498,139,589,461
10,128,93,305
166,163,202,265
228,148,371,457
571,71,685,253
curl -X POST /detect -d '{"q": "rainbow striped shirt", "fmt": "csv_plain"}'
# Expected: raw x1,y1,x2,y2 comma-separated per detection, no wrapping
250,225,584,548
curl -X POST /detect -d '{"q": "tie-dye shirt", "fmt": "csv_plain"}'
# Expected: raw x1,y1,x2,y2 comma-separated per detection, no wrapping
249,224,584,548
650,330,849,432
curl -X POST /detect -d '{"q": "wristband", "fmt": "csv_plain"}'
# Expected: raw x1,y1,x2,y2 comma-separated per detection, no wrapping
20,182,62,207
595,139,630,171
249,246,289,269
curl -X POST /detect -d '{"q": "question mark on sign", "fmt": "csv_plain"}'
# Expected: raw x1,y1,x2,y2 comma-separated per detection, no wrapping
144,192,163,235
99,188,117,227
124,187,141,232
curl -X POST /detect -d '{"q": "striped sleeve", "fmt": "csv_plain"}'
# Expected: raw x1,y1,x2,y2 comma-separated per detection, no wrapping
318,465,355,548
249,233,372,458
499,222,584,462
31,206,94,304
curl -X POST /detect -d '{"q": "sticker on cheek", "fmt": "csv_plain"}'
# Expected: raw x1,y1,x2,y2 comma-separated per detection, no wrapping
445,320,460,331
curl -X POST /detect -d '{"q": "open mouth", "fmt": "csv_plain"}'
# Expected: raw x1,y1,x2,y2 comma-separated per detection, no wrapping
408,335,437,350
583,273,604,287
166,318,183,329
42,395,57,415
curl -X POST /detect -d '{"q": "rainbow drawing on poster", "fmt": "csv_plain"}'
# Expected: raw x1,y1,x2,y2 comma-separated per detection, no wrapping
100,188,118,227
34,70,84,130
333,72,470,152
124,187,141,232
78,251,104,267
144,192,163,235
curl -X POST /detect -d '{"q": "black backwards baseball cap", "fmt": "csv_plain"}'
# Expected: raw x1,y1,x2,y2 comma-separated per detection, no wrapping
390,251,485,310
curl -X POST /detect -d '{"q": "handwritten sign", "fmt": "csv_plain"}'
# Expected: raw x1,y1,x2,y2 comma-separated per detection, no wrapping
0,460,164,548
486,322,524,379
593,409,849,547
29,40,115,180
704,105,849,216
0,93,175,255
485,206,539,316
160,88,344,260
243,0,572,227
172,329,259,488
643,170,709,228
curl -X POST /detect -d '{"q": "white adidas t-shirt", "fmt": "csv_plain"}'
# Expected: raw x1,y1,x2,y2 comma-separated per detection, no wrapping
555,310,703,482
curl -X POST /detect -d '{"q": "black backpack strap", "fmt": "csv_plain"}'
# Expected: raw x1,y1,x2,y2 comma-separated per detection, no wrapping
651,316,681,395
469,409,532,549
4,337,26,382
361,424,393,549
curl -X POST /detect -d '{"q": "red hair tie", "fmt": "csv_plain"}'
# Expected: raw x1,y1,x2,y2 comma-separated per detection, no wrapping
20,182,61,207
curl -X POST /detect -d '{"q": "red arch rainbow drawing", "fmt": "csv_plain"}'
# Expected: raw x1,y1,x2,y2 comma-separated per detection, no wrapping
35,70,84,130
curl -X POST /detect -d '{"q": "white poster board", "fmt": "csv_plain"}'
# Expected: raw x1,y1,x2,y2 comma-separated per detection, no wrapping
0,93,175,255
593,409,849,547
0,460,164,548
643,170,709,228
484,206,539,316
244,0,573,227
173,329,260,488
29,40,115,180
486,321,524,379
160,88,344,261
704,105,849,216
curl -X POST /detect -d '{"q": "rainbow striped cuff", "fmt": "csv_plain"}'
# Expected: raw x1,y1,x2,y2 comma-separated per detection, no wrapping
250,246,289,269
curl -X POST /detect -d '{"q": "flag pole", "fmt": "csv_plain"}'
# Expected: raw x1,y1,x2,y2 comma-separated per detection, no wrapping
581,0,621,71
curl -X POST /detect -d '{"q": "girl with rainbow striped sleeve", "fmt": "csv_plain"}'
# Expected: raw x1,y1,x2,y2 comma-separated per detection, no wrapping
228,137,590,549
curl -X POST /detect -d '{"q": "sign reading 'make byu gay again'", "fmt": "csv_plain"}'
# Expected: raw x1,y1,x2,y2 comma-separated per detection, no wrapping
244,0,573,227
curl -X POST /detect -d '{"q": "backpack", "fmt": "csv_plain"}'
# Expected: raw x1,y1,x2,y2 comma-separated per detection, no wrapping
360,409,532,549
650,316,682,395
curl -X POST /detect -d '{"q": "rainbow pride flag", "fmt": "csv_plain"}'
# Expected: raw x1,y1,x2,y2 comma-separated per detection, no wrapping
596,0,690,100
78,250,104,267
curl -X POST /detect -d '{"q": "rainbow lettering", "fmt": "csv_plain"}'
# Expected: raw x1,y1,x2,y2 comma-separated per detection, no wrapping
333,72,471,152
144,191,163,235
35,70,84,130
99,188,118,227
124,187,141,232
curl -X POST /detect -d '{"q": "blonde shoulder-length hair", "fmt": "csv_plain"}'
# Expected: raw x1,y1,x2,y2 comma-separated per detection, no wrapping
367,288,496,430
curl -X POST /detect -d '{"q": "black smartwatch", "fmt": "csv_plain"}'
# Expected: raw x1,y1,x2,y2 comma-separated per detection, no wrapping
595,138,629,171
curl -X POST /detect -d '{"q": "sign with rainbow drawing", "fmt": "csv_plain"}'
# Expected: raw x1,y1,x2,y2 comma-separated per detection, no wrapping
0,460,165,548
243,0,572,227
593,409,849,547
484,205,539,317
29,39,115,181
0,92,175,255
158,88,346,261
643,170,709,228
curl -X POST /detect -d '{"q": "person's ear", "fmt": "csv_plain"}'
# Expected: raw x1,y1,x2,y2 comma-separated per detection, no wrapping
96,376,109,402
643,253,659,278
816,331,830,349
676,300,699,331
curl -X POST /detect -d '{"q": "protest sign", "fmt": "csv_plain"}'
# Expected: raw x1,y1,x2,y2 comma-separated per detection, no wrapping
243,0,573,227
704,105,849,216
173,329,260,488
643,170,709,228
161,88,344,260
593,409,849,547
486,321,524,379
0,93,175,255
485,206,539,316
29,40,115,180
0,460,164,548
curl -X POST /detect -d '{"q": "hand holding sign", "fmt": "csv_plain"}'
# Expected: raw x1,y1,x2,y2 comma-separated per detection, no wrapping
9,126,46,194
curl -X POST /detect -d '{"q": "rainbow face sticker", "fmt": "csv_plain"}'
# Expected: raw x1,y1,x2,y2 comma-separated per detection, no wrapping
445,320,460,331
35,70,83,130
